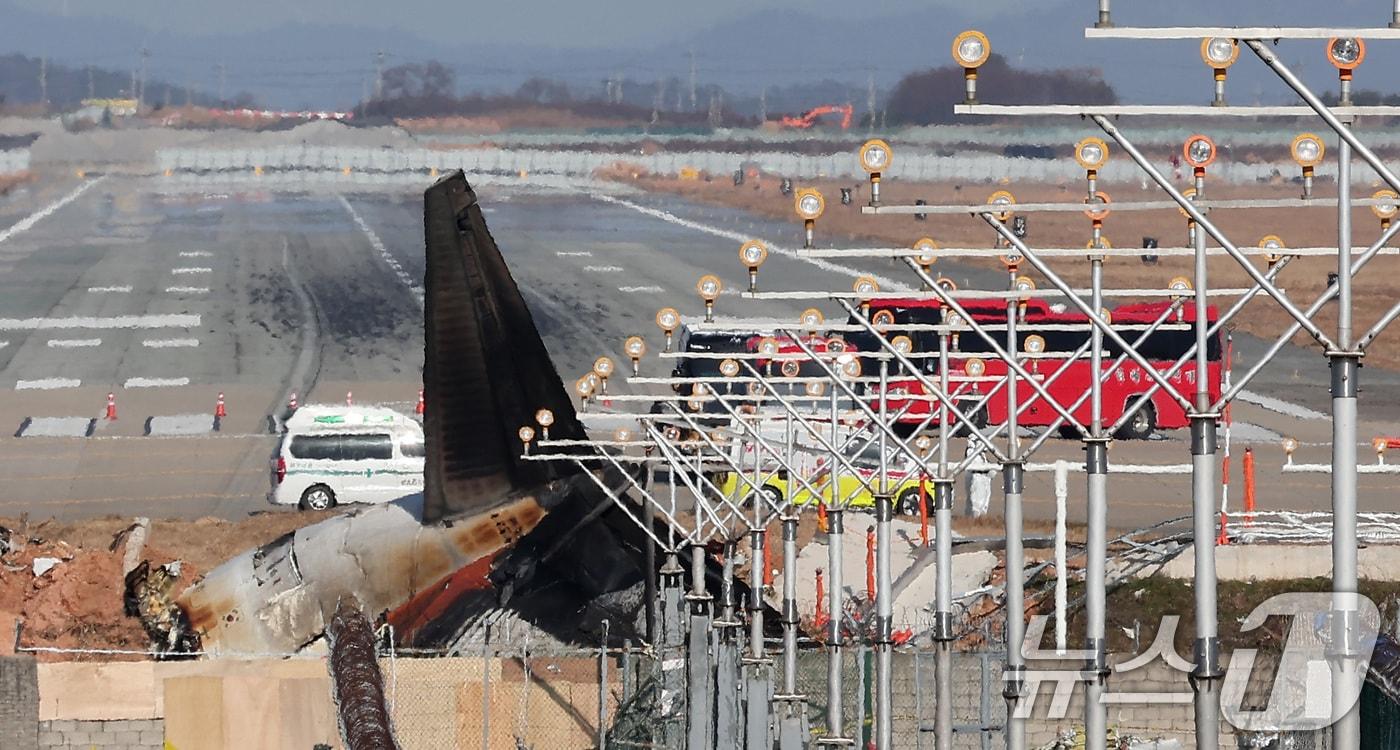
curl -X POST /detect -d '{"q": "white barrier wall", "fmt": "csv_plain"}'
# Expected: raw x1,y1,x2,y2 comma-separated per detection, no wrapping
0,149,30,176
154,145,1351,186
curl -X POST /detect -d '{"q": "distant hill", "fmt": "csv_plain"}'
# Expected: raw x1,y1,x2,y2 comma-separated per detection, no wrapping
0,0,1397,110
0,53,217,110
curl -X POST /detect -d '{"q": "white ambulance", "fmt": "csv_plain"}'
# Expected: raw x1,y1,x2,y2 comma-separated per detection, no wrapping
268,406,425,510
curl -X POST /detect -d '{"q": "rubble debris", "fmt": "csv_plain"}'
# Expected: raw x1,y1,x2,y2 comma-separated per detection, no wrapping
111,517,150,575
31,557,61,577
124,560,198,655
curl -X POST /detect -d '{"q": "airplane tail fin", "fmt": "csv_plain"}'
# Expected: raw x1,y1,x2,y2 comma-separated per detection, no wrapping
420,171,586,523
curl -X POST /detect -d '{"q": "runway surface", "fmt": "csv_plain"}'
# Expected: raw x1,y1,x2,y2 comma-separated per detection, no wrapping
0,172,1391,527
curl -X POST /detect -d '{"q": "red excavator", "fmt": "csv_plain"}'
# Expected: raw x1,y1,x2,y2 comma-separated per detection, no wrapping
779,103,854,129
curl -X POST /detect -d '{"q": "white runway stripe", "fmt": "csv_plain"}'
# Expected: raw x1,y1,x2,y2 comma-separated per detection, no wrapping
1237,389,1328,421
338,195,424,310
179,251,213,258
557,251,592,257
584,265,624,273
165,286,209,294
0,177,106,245
124,377,190,388
593,195,912,292
46,338,101,348
142,338,199,348
17,378,81,390
0,314,199,330
172,267,212,274
88,286,132,293
619,285,665,293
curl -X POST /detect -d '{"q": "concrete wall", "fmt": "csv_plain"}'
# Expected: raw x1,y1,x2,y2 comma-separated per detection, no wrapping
0,656,39,749
38,719,162,750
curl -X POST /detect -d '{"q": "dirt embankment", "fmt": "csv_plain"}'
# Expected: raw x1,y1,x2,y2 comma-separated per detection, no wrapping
0,512,329,660
616,172,1400,369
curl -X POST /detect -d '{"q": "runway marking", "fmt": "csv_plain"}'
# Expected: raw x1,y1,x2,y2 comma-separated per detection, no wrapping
88,286,132,293
179,251,213,258
0,176,106,245
593,195,912,292
584,265,624,273
557,251,592,257
337,195,424,309
142,338,200,348
16,378,81,390
619,285,666,293
0,314,199,330
165,286,210,294
124,377,191,388
1237,389,1328,421
46,338,101,348
172,267,212,275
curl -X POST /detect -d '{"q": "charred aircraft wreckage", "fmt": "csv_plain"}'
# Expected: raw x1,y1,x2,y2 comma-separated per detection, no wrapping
130,171,762,656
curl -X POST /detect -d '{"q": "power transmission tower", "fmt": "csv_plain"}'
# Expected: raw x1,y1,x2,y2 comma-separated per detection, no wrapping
867,73,877,132
38,56,47,111
374,50,385,99
216,63,226,106
758,87,767,123
137,46,149,110
87,66,94,100
688,48,696,112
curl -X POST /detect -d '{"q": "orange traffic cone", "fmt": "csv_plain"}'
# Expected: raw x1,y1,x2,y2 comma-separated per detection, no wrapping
215,392,227,419
105,392,117,421
346,391,353,406
415,389,425,415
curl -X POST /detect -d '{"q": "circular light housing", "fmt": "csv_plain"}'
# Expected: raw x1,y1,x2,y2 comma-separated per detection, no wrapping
613,427,634,443
1259,235,1286,263
1000,250,1024,269
913,237,939,266
935,276,958,292
805,381,826,397
518,425,536,443
1168,276,1193,295
853,275,880,296
739,240,768,269
1327,37,1366,71
1373,436,1388,455
624,335,647,358
914,435,933,453
1283,436,1299,455
1074,137,1109,170
1200,37,1239,69
795,188,826,220
781,360,801,378
891,335,913,353
964,357,987,377
859,139,892,173
800,308,825,328
656,307,680,332
758,336,780,356
1083,191,1112,221
535,408,555,427
1291,133,1325,168
595,357,616,379
696,274,723,302
839,356,862,379
1086,237,1113,251
1178,188,1197,219
1023,334,1046,355
719,358,740,378
987,190,1016,221
871,309,896,329
575,376,594,397
952,30,992,68
1183,135,1217,169
827,337,847,353
1372,189,1399,219
1014,275,1036,299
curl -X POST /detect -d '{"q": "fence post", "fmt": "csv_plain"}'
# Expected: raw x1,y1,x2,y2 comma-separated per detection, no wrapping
598,620,609,750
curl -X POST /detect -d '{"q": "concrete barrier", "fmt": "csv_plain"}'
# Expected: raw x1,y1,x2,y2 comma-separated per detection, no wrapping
15,417,96,438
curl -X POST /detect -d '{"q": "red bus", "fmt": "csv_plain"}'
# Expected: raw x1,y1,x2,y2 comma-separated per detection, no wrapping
851,298,1223,439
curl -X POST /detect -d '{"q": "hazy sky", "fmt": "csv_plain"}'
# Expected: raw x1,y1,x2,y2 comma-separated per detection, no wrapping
18,0,1046,48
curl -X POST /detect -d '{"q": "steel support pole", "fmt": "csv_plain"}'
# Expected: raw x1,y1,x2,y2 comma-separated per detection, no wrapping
662,553,686,749
777,515,806,749
1003,293,1026,750
688,544,715,750
933,326,953,750
824,508,849,744
645,464,659,646
1095,0,1111,27
717,540,742,750
1083,256,1108,750
1332,134,1362,750
747,524,772,750
874,359,894,750
1189,184,1223,749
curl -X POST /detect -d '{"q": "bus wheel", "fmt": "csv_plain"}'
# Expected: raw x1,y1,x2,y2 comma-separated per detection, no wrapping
300,484,337,511
748,485,783,508
1118,402,1156,440
896,487,923,516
